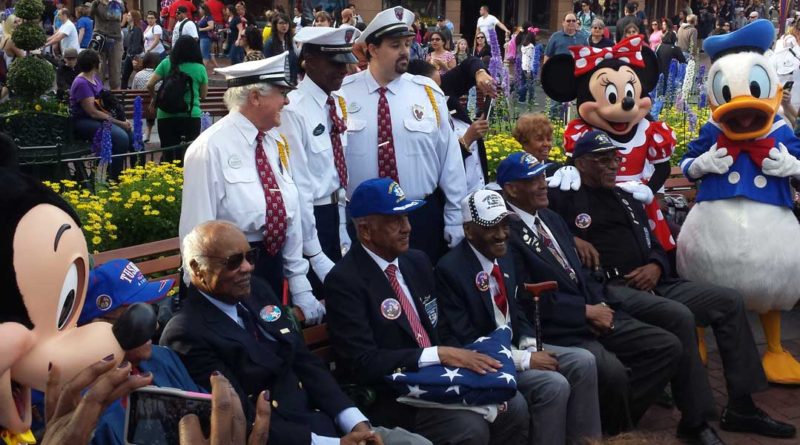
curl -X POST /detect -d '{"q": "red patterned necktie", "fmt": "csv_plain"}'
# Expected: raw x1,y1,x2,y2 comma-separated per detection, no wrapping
326,95,348,188
255,132,287,256
490,264,509,315
377,87,399,182
385,264,431,348
534,217,577,282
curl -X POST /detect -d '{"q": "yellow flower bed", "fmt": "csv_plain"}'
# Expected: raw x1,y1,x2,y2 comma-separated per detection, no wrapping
45,161,183,253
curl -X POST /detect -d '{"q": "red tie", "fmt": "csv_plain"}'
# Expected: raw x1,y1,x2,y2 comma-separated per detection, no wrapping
385,264,431,348
255,132,287,256
377,87,399,182
716,134,775,168
490,264,508,316
326,95,348,188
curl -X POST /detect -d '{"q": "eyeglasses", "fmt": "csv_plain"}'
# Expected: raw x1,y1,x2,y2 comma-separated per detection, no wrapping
592,26,604,29
584,154,623,166
476,36,485,39
199,248,258,271
430,37,442,41
565,19,577,22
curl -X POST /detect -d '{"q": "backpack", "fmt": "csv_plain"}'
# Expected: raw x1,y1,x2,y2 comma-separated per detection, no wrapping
156,63,194,114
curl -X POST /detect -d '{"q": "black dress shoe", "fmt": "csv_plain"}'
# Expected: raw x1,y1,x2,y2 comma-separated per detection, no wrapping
676,424,726,445
720,407,797,438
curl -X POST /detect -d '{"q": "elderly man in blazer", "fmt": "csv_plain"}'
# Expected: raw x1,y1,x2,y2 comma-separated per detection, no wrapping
497,150,683,437
325,177,530,445
435,189,601,445
161,220,429,445
547,131,795,443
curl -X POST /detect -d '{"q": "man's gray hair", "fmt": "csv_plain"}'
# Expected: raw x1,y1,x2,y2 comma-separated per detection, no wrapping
181,220,241,271
592,18,605,28
223,82,274,112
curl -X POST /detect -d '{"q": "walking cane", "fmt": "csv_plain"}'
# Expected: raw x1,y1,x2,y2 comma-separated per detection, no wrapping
524,281,558,352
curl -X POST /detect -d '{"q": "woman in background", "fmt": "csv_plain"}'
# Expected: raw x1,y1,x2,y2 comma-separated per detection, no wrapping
197,5,218,69
425,31,455,75
649,19,663,48
263,12,292,58
454,38,470,65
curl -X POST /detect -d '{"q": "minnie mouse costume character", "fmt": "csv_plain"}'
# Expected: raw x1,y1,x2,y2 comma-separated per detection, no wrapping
542,35,677,251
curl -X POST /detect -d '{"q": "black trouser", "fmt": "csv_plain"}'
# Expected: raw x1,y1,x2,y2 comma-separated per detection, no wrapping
307,202,342,299
407,188,447,264
158,116,200,161
121,54,135,89
251,241,284,300
606,280,768,427
560,312,682,435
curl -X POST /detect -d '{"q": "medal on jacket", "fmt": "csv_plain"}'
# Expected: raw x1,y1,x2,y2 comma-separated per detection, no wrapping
259,305,282,322
575,213,592,229
381,298,402,320
475,271,490,292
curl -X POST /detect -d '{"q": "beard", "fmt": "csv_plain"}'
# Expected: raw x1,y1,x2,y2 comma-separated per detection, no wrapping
394,56,409,74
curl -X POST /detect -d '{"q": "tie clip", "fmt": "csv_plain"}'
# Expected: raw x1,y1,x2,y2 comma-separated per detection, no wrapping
269,188,280,192
378,141,390,147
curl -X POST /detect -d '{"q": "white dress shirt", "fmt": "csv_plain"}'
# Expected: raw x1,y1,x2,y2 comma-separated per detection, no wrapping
362,245,440,367
179,111,312,297
467,243,536,371
197,292,367,445
340,69,467,243
279,76,348,256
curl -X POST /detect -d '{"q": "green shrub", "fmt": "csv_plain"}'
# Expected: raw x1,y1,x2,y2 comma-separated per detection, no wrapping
7,56,55,100
12,21,46,51
14,0,44,20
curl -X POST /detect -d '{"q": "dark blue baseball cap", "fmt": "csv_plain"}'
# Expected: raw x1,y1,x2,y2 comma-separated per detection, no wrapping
572,130,618,159
349,178,426,218
496,152,551,187
78,259,174,325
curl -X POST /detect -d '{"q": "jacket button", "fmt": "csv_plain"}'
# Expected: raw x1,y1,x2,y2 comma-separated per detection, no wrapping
298,381,303,389
271,400,279,409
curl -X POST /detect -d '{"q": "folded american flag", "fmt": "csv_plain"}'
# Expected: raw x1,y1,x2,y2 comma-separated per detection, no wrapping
384,325,518,406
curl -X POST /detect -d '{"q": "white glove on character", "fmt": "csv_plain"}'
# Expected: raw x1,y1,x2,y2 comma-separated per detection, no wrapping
309,253,335,283
292,291,326,325
617,181,654,204
761,143,800,178
547,166,582,191
687,143,734,178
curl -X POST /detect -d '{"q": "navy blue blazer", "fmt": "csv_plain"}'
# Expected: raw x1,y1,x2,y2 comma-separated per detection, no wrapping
160,277,355,445
324,243,439,428
507,208,607,345
435,239,536,348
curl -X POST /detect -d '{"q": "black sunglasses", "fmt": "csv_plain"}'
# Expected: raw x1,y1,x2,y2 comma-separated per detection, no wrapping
200,248,258,271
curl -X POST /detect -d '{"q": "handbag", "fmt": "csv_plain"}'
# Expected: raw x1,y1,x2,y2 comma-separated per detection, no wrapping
88,33,107,52
95,90,126,120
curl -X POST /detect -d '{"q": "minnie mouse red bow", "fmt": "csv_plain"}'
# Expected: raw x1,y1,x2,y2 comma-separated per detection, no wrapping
568,35,646,76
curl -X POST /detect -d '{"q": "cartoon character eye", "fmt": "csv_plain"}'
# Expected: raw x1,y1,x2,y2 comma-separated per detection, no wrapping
605,83,618,104
748,64,770,99
711,71,731,105
56,262,78,330
624,82,635,98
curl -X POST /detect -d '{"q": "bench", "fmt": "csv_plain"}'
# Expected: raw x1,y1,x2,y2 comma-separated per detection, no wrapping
92,237,333,366
663,165,697,204
110,87,230,121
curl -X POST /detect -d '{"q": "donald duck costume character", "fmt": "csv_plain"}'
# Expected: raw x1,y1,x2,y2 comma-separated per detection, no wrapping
678,19,800,384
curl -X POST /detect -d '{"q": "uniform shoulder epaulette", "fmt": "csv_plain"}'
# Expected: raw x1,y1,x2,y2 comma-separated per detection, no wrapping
407,73,444,95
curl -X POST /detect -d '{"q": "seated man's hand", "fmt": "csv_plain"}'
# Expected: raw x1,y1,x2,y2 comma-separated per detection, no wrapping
43,355,153,444
438,346,502,374
585,303,614,334
179,372,271,445
624,263,661,291
344,422,384,445
573,236,600,270
530,351,559,371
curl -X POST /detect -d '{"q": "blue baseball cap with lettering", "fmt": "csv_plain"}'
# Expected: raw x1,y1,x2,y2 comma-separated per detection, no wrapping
78,259,174,325
496,152,551,187
349,177,426,218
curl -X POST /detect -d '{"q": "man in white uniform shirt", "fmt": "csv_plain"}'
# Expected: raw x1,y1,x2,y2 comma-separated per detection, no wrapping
172,6,198,43
179,52,327,325
341,7,468,263
279,25,360,293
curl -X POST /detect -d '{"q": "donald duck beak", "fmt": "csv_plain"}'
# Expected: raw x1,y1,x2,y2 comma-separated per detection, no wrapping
711,86,782,141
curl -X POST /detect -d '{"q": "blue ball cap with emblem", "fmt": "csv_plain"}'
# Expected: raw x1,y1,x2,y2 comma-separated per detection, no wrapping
349,177,426,218
496,152,551,187
78,259,174,325
572,130,618,159
703,19,774,61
